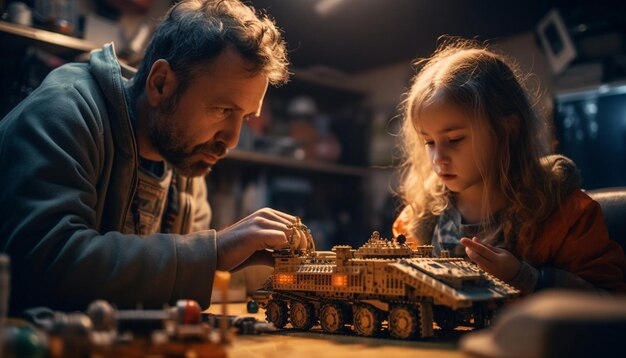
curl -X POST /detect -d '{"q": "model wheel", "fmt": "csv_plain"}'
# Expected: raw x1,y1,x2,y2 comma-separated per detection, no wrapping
265,299,288,329
388,305,418,339
353,305,380,337
289,301,315,330
320,303,346,333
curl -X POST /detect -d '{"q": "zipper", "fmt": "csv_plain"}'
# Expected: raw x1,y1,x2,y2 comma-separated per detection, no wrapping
180,177,193,233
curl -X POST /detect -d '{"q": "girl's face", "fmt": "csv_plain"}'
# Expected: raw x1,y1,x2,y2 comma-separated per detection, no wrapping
417,101,496,197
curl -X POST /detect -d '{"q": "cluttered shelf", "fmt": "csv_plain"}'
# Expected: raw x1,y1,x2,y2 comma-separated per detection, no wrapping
0,20,96,54
223,149,371,177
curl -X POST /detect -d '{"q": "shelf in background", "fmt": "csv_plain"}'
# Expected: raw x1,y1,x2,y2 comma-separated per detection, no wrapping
0,20,96,53
222,149,371,177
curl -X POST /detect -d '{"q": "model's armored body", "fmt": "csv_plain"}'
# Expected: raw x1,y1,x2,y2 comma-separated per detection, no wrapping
254,229,519,340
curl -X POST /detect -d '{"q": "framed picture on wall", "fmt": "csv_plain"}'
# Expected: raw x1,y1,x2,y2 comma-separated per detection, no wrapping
537,9,577,74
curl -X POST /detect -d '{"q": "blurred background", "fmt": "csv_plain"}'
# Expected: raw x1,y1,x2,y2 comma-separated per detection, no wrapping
1,0,625,250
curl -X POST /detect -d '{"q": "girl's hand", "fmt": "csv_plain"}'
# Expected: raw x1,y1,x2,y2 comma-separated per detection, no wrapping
460,237,521,282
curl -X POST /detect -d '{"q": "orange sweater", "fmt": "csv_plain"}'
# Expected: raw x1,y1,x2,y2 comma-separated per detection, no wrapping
392,190,626,293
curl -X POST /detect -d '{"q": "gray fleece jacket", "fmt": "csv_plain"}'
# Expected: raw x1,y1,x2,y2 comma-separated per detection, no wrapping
0,44,216,313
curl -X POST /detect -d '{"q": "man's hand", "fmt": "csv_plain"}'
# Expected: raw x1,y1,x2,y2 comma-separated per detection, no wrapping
460,237,521,282
215,208,296,271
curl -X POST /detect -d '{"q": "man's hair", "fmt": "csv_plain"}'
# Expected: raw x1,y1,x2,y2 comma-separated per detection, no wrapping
131,0,289,99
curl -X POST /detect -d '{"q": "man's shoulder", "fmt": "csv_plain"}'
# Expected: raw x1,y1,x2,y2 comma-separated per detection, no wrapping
0,62,113,141
42,63,102,96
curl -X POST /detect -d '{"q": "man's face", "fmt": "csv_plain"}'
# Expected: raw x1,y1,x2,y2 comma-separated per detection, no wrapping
148,48,269,177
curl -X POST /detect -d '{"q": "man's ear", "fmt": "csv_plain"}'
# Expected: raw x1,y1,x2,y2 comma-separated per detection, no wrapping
145,59,178,107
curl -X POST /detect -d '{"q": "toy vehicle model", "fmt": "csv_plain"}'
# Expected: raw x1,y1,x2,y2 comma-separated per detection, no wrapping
254,229,520,340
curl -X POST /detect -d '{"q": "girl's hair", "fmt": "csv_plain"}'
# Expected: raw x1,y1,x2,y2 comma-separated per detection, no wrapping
131,0,289,101
397,38,561,253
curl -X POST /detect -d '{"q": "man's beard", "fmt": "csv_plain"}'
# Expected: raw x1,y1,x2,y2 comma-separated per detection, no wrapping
148,97,227,177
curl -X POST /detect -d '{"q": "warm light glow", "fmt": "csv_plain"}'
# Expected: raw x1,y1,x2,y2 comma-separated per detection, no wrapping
332,274,348,287
275,273,295,284
315,0,346,15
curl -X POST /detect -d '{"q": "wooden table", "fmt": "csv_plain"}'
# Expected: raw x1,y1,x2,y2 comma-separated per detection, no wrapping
206,303,466,358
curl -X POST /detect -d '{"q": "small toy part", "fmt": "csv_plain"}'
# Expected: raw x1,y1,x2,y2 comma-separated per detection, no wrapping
213,271,232,344
286,217,315,252
86,300,116,331
1,321,47,358
23,300,227,358
203,314,276,335
175,299,202,325
246,299,259,314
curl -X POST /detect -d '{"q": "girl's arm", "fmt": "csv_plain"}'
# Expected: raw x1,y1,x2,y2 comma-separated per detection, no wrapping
461,237,602,295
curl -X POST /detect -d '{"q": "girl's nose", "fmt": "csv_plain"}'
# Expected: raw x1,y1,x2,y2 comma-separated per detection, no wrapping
432,147,450,165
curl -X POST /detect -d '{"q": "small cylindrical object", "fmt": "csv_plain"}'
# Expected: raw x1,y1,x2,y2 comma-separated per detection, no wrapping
86,300,115,331
175,300,201,325
214,271,231,343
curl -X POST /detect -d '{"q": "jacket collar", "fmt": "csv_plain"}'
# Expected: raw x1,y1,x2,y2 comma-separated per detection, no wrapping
89,43,138,160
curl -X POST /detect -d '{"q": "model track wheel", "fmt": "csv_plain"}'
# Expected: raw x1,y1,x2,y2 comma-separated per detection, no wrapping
388,305,418,339
353,304,380,337
320,303,346,333
289,301,315,330
265,299,288,329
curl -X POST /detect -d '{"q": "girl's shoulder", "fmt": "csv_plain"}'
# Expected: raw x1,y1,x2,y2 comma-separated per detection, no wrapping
560,189,601,217
539,189,602,243
541,154,581,195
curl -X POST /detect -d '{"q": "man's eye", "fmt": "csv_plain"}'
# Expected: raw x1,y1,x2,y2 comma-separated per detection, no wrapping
216,108,232,115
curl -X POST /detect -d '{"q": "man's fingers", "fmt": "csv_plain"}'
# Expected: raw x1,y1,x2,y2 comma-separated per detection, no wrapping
253,207,296,225
249,211,311,250
248,216,290,231
256,229,289,250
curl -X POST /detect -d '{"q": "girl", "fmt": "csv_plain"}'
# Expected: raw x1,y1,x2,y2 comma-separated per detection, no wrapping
392,39,626,294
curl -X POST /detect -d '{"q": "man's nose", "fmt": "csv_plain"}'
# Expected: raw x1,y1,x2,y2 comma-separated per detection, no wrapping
217,116,244,149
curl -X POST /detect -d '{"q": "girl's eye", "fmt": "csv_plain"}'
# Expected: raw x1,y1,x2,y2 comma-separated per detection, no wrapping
424,140,434,147
449,137,465,144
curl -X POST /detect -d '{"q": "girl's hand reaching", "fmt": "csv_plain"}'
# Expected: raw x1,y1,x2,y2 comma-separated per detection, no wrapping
460,237,521,282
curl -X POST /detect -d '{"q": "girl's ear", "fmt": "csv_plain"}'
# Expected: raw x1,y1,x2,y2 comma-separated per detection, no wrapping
145,59,178,107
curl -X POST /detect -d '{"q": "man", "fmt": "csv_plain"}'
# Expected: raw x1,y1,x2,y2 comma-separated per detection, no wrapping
0,0,301,313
